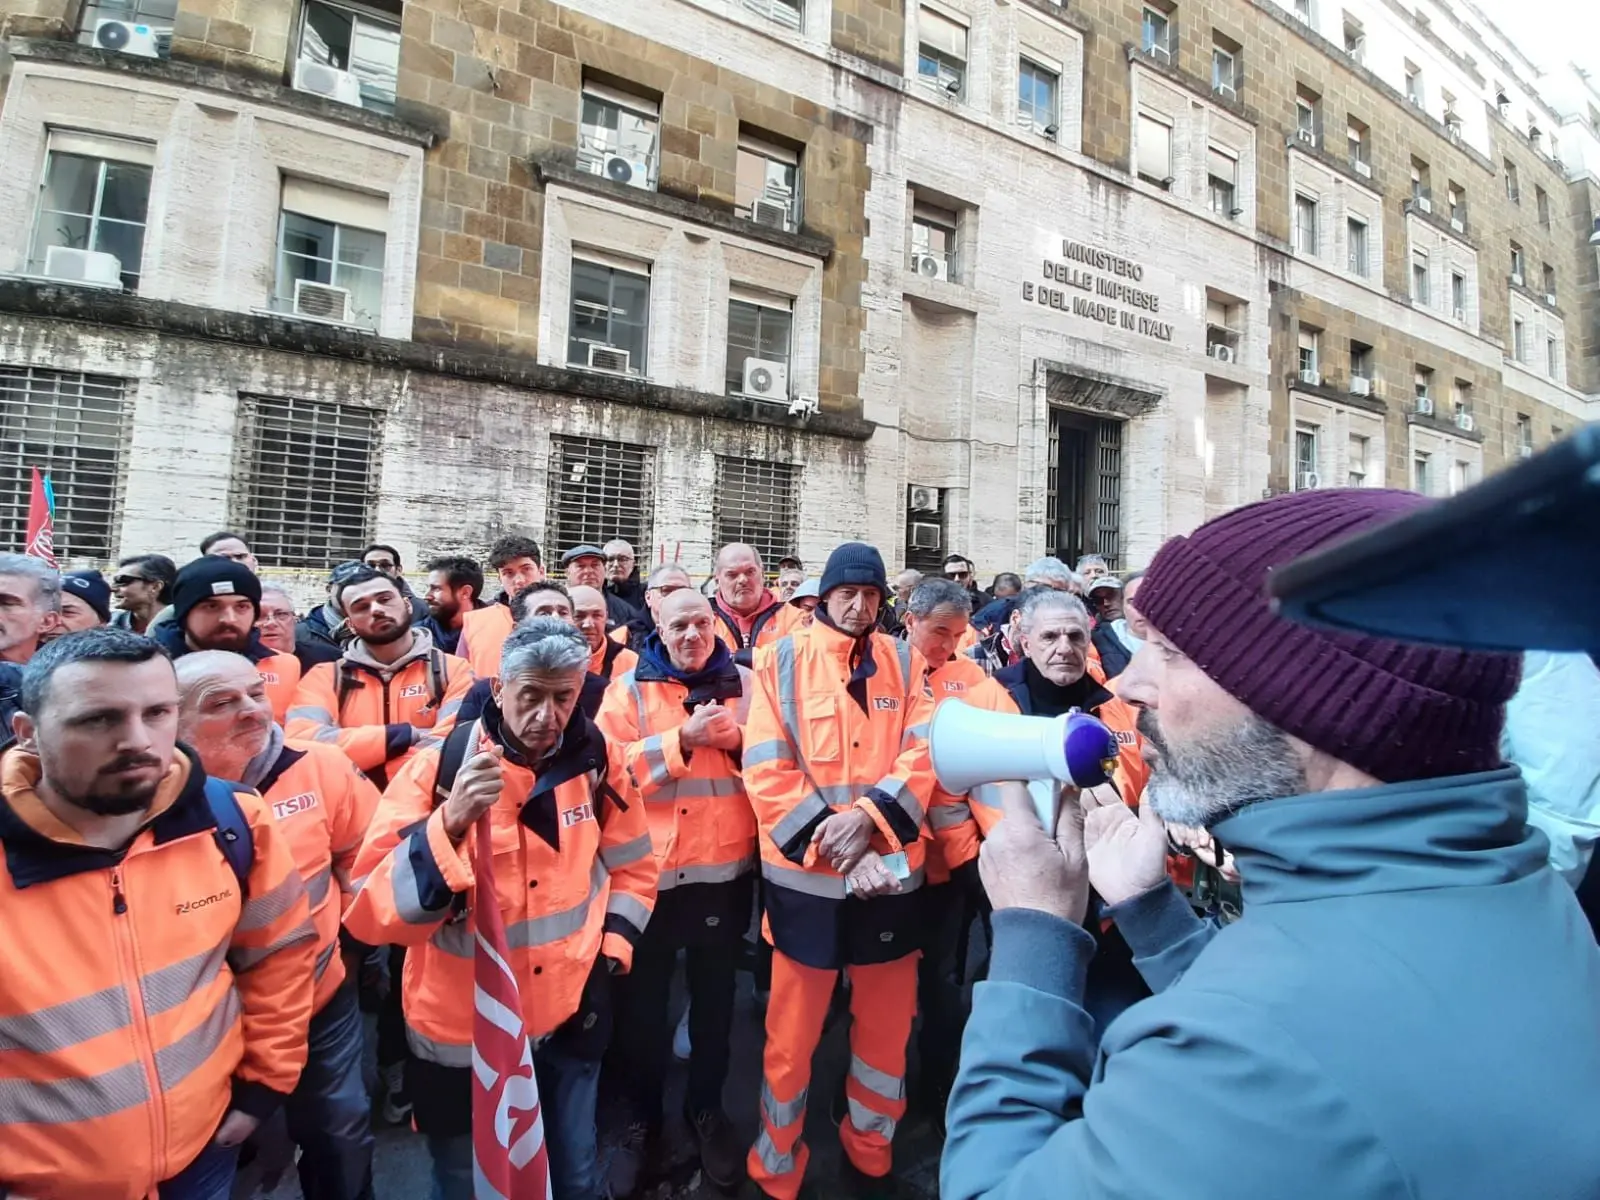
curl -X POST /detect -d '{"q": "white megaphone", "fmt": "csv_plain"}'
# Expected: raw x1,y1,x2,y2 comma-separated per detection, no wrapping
929,700,1120,793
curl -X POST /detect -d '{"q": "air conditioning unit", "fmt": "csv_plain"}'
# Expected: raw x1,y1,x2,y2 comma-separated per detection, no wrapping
42,246,123,287
1545,292,1557,305
1298,368,1321,386
1416,395,1435,416
908,485,941,513
1511,271,1524,286
292,279,351,322
1296,127,1317,145
911,253,949,282
909,522,943,551
1450,216,1465,232
1455,411,1476,432
1297,471,1320,490
586,343,632,373
93,18,160,57
1209,343,1236,363
1413,194,1432,214
292,58,364,107
602,155,652,189
751,198,792,230
1453,307,1467,322
741,357,789,400
1350,375,1372,396
1519,444,1534,459
1353,159,1372,178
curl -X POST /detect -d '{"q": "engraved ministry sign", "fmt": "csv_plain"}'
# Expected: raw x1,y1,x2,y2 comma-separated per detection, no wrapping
1022,239,1175,342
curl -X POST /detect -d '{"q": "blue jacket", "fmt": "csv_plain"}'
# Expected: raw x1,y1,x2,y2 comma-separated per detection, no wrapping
943,769,1600,1200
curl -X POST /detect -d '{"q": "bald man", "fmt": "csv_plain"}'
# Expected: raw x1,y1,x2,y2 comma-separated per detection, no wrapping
571,584,638,683
709,543,785,667
175,651,378,1200
596,589,754,1190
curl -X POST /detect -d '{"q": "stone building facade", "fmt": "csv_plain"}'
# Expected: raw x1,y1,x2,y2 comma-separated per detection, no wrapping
0,0,1594,590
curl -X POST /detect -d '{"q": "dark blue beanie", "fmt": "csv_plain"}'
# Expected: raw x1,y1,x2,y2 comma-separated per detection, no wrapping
818,542,888,600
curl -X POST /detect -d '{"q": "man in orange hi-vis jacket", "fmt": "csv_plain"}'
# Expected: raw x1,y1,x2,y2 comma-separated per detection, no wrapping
177,650,379,1200
458,534,546,680
345,618,658,1200
0,628,316,1200
743,543,937,1200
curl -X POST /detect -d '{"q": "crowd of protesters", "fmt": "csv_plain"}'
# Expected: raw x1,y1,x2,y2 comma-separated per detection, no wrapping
0,494,1597,1200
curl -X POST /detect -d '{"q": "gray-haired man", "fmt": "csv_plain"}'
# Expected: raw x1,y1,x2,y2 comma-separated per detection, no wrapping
0,553,62,664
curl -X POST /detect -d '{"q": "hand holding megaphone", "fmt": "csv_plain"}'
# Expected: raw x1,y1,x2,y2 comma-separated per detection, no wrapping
929,701,1121,792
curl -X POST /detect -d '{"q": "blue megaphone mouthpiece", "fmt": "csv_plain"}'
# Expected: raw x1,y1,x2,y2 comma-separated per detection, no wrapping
1060,710,1120,789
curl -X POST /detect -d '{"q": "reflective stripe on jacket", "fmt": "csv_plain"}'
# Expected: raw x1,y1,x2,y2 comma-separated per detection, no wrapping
0,748,316,1199
459,604,514,681
343,714,659,1058
261,739,380,1013
285,631,474,782
744,622,937,968
594,666,756,895
924,656,1018,881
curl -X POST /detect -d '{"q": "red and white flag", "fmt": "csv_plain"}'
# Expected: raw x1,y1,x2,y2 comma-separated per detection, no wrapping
470,814,553,1200
23,467,56,568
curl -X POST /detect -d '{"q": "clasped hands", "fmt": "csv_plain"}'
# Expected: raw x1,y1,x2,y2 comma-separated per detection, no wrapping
811,807,901,898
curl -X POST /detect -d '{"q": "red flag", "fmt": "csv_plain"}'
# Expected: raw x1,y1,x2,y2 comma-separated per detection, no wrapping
471,813,554,1200
24,467,56,568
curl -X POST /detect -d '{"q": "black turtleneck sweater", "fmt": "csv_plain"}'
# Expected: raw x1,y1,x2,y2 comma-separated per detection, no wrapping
1023,660,1106,718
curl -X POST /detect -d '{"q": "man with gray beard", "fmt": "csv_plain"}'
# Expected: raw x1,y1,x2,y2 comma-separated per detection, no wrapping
941,489,1600,1200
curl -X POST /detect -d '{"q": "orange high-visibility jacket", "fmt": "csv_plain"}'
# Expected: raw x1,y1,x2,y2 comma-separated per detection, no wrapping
594,659,755,895
343,712,659,1061
0,748,316,1200
923,655,1019,882
743,621,937,968
286,630,474,783
710,593,786,666
459,603,514,681
255,650,302,725
260,738,380,1013
591,638,639,683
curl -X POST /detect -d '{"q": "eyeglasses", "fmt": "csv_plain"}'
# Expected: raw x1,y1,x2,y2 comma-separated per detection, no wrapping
605,555,633,564
365,559,396,572
259,609,296,624
112,574,151,587
947,570,971,580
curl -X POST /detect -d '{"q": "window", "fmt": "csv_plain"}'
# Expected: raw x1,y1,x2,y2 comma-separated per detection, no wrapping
78,0,176,54
726,294,794,397
1343,14,1365,61
1297,327,1320,378
1404,60,1424,108
1411,251,1430,306
1018,59,1060,136
1536,186,1550,227
1205,295,1240,354
569,258,651,374
1141,6,1172,61
274,179,388,329
1211,35,1240,96
910,199,960,282
904,486,949,574
918,8,968,96
1046,411,1123,567
1347,217,1368,276
1547,337,1560,377
1410,157,1431,204
1349,340,1373,381
1542,263,1556,300
1451,272,1467,318
1348,433,1370,486
1504,159,1519,203
1347,117,1369,172
1449,460,1471,496
546,435,655,556
1414,367,1433,402
1510,243,1525,282
1447,184,1464,228
1136,113,1173,186
1513,318,1526,362
235,393,380,568
29,134,153,292
0,366,130,560
1294,423,1320,489
1450,379,1470,419
714,456,800,569
742,0,802,29
1515,413,1533,454
298,0,401,114
1294,194,1319,255
579,82,660,191
1413,452,1432,495
1208,147,1238,218
1295,87,1320,145
1294,0,1313,23
736,132,800,231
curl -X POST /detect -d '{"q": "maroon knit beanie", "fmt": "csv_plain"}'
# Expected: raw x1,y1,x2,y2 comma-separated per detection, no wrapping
1134,489,1521,783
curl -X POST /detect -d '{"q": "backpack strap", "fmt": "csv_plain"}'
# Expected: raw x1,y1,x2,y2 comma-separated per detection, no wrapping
334,660,360,712
203,776,254,895
432,719,480,809
428,648,446,709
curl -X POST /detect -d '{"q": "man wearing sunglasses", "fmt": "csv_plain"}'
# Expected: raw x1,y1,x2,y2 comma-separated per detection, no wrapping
942,554,988,607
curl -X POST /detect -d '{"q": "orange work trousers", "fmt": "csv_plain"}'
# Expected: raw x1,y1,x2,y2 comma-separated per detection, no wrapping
747,949,920,1199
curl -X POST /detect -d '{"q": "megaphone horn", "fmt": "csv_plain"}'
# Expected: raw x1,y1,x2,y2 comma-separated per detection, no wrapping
929,700,1118,793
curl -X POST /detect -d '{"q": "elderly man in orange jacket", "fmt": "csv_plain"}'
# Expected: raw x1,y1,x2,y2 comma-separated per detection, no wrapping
744,543,937,1200
596,589,754,1194
345,618,658,1200
0,629,316,1200
177,650,379,1200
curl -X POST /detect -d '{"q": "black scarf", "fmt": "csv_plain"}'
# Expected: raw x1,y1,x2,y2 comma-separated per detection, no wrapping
1023,660,1108,718
478,698,620,851
813,608,878,713
634,633,743,711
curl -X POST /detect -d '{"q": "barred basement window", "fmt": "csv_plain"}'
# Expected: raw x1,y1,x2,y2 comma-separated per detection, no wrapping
546,436,656,556
0,366,130,560
234,394,380,568
713,456,800,571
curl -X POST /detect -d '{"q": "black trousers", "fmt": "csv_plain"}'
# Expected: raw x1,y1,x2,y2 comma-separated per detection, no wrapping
916,865,985,1095
612,880,750,1127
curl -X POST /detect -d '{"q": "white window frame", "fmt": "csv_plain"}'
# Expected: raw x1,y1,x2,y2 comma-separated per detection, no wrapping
297,0,402,113
1347,432,1370,487
1513,318,1526,362
910,198,960,283
1207,146,1238,218
726,290,796,397
1136,112,1173,186
1347,217,1368,277
1018,57,1061,135
1294,422,1321,490
918,7,968,97
1141,7,1172,61
741,0,803,30
31,132,156,292
1211,46,1237,96
735,132,801,231
1411,250,1430,306
568,255,652,375
1295,193,1319,256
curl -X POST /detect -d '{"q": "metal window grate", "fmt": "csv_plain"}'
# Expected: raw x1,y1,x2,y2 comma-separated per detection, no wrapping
546,436,656,557
234,394,380,568
0,366,130,561
713,456,800,570
1095,419,1123,567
